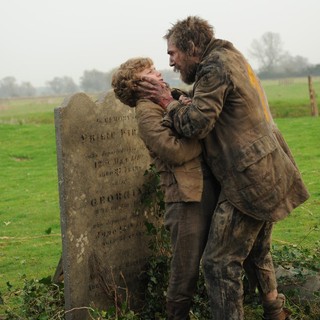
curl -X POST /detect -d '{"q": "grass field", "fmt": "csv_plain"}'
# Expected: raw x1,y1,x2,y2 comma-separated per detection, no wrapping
264,77,320,118
0,77,319,316
272,117,320,247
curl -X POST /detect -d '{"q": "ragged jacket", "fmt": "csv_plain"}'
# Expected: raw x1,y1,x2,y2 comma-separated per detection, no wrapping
166,38,309,221
135,99,203,203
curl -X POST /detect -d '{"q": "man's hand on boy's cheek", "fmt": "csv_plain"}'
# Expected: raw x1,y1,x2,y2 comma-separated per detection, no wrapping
136,77,174,110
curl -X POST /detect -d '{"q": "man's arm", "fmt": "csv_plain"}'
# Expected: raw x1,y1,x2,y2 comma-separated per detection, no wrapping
169,72,229,139
139,71,230,139
144,70,228,139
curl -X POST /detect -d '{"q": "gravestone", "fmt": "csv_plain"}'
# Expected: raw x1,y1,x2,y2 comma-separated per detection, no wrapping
54,91,152,320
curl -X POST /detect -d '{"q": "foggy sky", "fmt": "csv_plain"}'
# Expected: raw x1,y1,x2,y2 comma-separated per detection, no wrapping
1,0,319,87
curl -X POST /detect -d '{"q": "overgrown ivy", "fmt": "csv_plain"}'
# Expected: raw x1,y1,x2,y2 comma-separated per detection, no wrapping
2,275,65,319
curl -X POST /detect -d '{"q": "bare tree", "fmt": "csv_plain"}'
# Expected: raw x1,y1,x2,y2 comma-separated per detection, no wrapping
279,53,311,74
47,76,78,95
80,69,108,92
0,76,18,98
249,32,284,72
19,82,36,97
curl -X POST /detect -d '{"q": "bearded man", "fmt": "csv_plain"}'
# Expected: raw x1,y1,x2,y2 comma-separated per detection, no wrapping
138,16,309,320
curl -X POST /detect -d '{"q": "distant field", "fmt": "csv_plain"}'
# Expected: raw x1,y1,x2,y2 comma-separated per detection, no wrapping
0,76,319,120
263,76,320,117
0,79,319,314
0,94,98,125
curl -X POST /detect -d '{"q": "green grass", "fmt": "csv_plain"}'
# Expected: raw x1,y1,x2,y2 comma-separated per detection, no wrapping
0,78,319,316
272,117,320,247
0,99,63,314
0,123,62,298
264,76,320,117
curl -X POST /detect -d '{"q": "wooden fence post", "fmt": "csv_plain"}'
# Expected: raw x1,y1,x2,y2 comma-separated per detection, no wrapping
308,75,319,117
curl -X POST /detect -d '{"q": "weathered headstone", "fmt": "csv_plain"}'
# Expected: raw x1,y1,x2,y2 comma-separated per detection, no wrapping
54,91,152,319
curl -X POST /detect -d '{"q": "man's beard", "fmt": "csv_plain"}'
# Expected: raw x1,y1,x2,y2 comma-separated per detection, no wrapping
174,60,198,85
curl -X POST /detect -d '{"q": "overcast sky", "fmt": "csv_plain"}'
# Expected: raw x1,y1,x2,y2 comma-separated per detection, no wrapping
1,0,319,87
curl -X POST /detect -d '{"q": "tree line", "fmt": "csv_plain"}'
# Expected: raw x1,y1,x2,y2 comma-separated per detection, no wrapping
0,69,115,99
1,32,319,99
249,32,320,79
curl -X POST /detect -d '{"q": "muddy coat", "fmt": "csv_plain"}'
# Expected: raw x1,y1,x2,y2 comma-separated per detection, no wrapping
135,99,203,203
166,39,309,221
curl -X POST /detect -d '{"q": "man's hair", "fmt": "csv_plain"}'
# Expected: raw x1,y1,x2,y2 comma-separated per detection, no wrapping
111,57,153,107
164,16,214,57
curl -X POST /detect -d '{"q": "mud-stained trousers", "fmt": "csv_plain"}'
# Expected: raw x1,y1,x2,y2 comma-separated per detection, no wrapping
164,175,219,319
202,199,277,320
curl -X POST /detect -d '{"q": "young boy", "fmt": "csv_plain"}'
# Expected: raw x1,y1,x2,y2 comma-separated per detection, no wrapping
112,57,220,319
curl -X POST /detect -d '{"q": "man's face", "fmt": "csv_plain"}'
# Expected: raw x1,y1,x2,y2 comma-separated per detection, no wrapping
167,38,198,85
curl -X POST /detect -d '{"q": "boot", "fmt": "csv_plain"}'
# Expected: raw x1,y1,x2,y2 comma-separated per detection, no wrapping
262,294,292,320
166,300,191,320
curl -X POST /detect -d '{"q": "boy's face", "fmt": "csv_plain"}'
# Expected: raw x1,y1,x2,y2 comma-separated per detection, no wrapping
137,65,164,83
